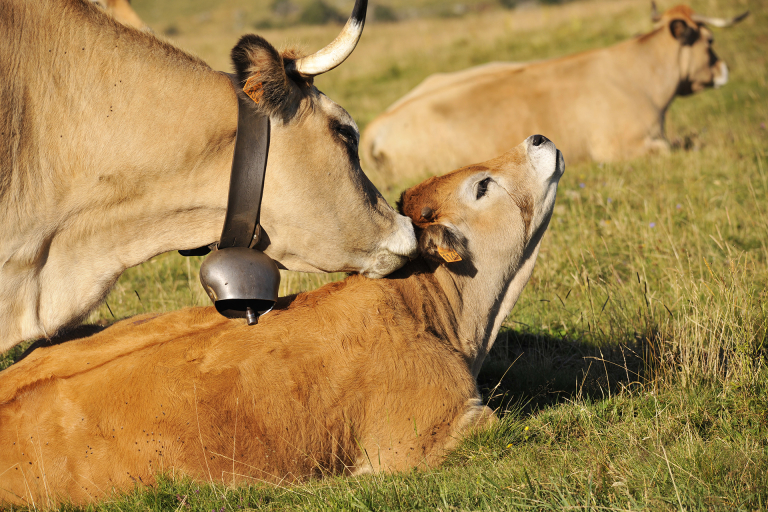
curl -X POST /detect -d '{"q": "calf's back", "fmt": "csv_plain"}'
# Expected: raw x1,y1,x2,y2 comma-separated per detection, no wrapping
0,272,476,505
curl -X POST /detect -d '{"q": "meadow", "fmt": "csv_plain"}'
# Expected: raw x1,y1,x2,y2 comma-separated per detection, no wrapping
1,0,766,509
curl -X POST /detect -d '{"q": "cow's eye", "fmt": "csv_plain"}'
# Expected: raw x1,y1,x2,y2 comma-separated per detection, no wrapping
336,124,358,146
476,177,492,199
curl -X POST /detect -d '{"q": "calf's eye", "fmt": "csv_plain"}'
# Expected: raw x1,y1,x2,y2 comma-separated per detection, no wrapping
476,177,492,199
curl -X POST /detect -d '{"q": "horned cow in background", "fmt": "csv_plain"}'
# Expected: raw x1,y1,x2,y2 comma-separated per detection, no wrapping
88,0,149,31
0,135,563,506
0,0,417,352
362,4,748,186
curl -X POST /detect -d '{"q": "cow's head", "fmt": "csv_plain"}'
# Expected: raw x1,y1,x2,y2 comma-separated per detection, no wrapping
227,0,417,278
651,3,748,95
400,134,562,278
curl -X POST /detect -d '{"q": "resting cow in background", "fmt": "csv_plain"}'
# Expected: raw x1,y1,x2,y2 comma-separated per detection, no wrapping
0,0,417,352
362,4,748,186
88,0,149,31
0,135,563,506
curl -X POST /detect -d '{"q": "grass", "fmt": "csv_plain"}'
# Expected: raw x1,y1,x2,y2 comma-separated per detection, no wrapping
2,0,767,509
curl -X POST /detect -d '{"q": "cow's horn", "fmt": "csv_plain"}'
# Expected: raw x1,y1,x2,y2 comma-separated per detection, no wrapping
690,11,749,28
651,1,661,22
287,0,368,77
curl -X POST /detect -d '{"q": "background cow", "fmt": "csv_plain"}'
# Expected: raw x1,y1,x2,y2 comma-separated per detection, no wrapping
361,4,748,186
88,0,149,31
0,0,417,351
0,134,563,506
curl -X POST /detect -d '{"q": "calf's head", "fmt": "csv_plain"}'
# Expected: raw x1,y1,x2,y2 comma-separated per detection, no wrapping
652,3,748,94
399,135,564,373
226,0,417,278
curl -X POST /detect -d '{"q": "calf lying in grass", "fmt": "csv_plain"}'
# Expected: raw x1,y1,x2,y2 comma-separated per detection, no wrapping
0,135,563,506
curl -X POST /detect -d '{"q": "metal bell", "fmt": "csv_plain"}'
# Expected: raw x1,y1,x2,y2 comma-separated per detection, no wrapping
199,246,281,325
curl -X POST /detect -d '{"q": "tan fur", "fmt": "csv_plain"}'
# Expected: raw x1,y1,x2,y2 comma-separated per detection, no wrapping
362,4,742,185
0,136,563,506
0,0,417,352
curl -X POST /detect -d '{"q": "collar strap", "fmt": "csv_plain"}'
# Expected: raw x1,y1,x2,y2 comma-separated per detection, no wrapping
218,72,271,249
179,73,271,256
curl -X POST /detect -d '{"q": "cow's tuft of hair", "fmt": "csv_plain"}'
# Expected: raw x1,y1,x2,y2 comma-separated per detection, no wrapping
399,179,471,264
230,35,309,116
397,187,439,224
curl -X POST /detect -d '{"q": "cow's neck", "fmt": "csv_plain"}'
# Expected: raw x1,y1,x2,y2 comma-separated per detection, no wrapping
64,46,237,263
409,240,544,379
0,1,238,348
620,29,686,113
26,4,239,260
49,17,240,292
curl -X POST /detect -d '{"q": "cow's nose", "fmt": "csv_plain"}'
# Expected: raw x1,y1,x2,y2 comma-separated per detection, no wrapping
531,134,548,147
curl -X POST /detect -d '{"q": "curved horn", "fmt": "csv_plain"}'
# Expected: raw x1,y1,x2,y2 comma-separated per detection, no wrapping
287,0,368,77
651,1,661,22
691,11,749,28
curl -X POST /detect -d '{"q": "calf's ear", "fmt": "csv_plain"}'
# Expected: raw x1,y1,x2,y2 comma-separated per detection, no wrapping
419,224,471,264
231,34,293,116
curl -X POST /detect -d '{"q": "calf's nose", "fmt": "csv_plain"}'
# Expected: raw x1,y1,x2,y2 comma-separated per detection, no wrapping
531,134,549,146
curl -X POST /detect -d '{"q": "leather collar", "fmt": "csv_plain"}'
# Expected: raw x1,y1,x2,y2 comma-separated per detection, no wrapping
180,72,271,256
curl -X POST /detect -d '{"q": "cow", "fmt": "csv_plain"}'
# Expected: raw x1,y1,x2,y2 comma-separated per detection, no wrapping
361,4,749,187
0,0,418,352
0,134,564,506
88,0,149,31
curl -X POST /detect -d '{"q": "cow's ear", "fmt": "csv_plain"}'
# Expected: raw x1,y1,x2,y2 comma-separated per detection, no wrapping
670,19,698,44
418,224,470,264
231,34,292,116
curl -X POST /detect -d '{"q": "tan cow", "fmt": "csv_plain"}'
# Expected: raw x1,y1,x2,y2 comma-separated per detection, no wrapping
0,135,563,506
0,0,417,352
88,0,149,31
362,4,748,186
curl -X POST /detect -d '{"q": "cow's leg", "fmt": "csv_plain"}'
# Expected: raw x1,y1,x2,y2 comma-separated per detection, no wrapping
644,137,671,155
352,396,496,476
453,400,498,435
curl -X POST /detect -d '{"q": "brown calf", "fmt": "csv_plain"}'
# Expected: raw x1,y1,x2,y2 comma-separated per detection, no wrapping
0,135,564,506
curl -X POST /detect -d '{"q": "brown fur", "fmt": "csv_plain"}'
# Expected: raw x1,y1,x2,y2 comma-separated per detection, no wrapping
362,4,743,185
0,137,564,506
0,0,417,351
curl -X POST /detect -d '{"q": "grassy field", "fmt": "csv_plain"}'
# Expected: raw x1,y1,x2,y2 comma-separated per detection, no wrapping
2,0,767,509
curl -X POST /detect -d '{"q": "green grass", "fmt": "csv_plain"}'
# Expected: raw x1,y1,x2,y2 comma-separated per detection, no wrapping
2,0,768,509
